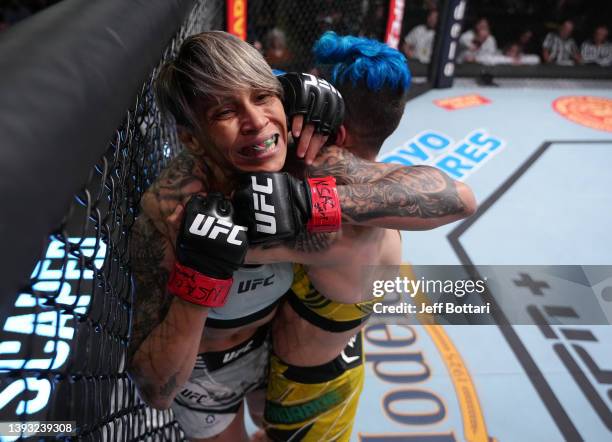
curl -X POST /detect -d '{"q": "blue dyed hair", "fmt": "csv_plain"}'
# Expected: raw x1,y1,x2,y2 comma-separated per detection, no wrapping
312,32,411,148
313,31,411,92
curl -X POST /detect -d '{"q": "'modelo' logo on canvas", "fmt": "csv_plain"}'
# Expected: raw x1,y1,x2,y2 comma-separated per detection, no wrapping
553,96,612,132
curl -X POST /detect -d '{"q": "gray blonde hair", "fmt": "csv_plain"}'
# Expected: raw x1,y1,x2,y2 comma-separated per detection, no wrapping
155,31,282,129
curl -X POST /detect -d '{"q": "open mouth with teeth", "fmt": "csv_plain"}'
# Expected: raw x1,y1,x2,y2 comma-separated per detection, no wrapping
239,134,280,158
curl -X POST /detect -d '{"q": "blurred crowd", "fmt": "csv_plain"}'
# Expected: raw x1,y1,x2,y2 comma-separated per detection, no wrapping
401,1,612,67
402,11,611,67
2,0,610,70
246,0,612,72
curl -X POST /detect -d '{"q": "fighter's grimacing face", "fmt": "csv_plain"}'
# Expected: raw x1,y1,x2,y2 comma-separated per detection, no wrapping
198,88,288,173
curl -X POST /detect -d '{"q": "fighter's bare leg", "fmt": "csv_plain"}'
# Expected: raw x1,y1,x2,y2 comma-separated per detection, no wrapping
188,403,249,442
246,388,266,428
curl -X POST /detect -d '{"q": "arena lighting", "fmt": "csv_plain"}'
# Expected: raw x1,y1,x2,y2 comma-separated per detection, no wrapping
429,0,467,88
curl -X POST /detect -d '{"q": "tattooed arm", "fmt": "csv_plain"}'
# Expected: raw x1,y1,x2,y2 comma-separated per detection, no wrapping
141,150,208,242
127,153,210,410
245,145,476,263
310,145,477,230
127,214,209,410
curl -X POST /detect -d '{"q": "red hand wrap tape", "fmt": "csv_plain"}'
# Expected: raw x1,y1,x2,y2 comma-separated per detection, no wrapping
306,176,342,233
167,262,232,307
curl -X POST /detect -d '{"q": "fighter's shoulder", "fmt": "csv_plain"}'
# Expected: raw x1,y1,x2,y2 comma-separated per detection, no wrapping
156,149,207,183
307,144,374,184
141,149,208,222
307,145,353,181
311,144,348,164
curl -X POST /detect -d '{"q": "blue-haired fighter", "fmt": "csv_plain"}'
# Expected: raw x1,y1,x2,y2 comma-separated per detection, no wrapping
252,32,439,442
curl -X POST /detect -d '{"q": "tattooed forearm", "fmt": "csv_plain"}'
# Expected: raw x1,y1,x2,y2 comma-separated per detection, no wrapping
292,232,335,253
338,166,465,223
307,145,401,185
308,145,469,225
246,232,336,261
127,215,172,363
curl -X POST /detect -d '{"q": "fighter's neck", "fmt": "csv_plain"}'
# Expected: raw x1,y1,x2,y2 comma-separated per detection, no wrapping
192,151,239,194
343,142,380,162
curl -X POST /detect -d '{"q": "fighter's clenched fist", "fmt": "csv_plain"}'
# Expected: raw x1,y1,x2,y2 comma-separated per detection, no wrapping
167,193,248,307
233,172,341,244
279,72,344,136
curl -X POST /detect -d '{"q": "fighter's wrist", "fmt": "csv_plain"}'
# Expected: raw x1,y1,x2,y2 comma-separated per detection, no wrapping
171,295,210,313
167,262,232,307
305,176,342,233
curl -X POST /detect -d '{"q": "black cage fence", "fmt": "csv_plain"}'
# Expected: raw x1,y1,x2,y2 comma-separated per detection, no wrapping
0,0,397,440
0,0,223,440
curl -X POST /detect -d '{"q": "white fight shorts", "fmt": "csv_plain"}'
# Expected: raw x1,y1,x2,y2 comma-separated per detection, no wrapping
171,325,270,438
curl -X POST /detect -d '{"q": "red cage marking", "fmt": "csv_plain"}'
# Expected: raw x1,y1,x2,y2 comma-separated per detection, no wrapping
553,96,612,132
434,94,492,111
227,0,247,41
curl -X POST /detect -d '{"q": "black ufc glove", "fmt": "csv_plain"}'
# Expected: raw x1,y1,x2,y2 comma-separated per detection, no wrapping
167,193,248,307
233,173,341,245
279,72,344,136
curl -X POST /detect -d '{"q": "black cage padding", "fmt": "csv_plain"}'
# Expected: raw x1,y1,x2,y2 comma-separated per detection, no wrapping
0,0,195,301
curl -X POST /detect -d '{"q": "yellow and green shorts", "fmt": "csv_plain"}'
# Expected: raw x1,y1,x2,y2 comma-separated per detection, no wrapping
288,263,376,332
263,332,365,442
